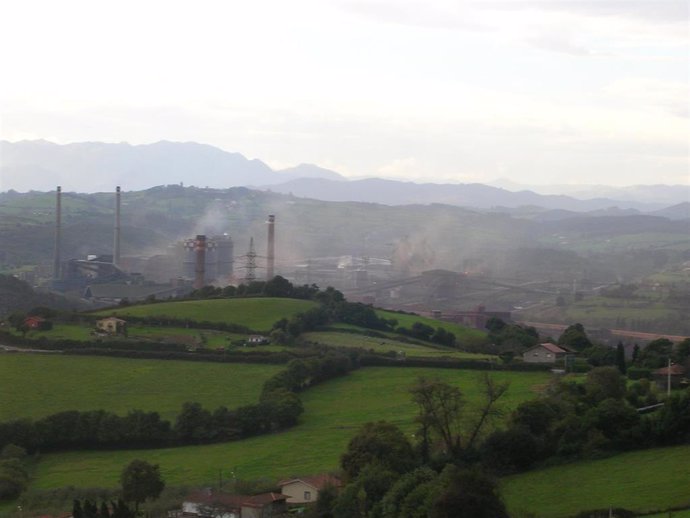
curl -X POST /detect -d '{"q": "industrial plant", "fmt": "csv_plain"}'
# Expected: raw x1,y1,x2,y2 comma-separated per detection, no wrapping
43,185,520,329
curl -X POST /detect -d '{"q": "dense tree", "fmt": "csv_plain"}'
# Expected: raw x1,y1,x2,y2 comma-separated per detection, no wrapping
481,427,542,473
410,377,464,459
616,342,627,374
639,338,674,369
0,458,28,500
674,338,690,364
120,459,165,511
173,402,213,443
558,323,592,351
340,421,416,479
585,366,627,403
429,465,509,518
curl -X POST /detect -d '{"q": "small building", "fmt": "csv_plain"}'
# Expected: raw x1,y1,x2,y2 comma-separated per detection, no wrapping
173,491,287,518
278,474,342,504
654,364,687,390
246,335,269,345
24,316,46,330
444,305,512,330
523,343,569,364
96,317,127,335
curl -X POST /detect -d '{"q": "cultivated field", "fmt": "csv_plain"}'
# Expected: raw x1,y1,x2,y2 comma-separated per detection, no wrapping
94,297,317,331
0,355,281,421
28,367,551,489
502,444,690,517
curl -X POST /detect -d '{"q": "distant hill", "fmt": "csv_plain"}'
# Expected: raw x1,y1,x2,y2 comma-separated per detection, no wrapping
2,140,684,212
265,177,661,212
650,202,690,220
0,275,84,317
273,164,345,182
0,141,341,192
490,179,689,206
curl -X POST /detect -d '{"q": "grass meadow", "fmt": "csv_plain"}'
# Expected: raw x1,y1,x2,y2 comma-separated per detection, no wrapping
0,355,281,421
376,309,488,344
502,444,690,517
93,297,317,332
302,331,495,360
19,323,246,347
27,367,550,489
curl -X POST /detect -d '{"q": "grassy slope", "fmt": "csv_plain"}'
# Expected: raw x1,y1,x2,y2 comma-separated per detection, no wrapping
303,331,495,360
94,298,317,332
30,368,550,489
376,309,488,344
20,323,246,347
0,355,281,421
502,445,690,517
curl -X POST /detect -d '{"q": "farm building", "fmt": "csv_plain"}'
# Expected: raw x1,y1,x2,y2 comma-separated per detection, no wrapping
24,316,47,329
278,474,342,504
172,490,287,518
96,317,127,335
654,363,687,390
247,335,270,345
522,343,569,364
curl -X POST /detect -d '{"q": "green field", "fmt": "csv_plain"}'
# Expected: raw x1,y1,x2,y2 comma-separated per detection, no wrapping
94,298,317,332
29,367,551,489
502,445,690,517
20,323,246,348
303,331,495,360
376,309,488,345
0,355,281,421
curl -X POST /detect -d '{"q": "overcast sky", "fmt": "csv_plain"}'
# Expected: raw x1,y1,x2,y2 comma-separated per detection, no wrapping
0,0,688,186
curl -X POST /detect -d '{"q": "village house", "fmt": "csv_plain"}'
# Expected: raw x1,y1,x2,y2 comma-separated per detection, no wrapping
96,317,127,335
23,315,47,330
246,335,269,345
654,363,687,390
522,343,569,364
171,490,287,518
278,474,342,504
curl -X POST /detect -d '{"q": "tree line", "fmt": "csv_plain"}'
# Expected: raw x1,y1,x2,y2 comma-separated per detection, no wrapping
0,353,356,455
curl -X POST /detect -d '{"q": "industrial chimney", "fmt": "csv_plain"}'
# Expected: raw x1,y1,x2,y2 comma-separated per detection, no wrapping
113,186,121,266
53,186,62,280
267,214,275,280
194,235,207,290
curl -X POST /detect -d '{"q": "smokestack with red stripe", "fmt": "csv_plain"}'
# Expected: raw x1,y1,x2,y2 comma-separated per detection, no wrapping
194,234,207,290
267,215,275,280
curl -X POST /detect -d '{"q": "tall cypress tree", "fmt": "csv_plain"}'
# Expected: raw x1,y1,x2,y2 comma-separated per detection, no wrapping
616,342,627,375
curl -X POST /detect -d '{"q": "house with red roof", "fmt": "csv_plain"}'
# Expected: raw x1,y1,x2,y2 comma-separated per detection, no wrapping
172,490,287,518
522,343,569,364
654,363,687,390
278,474,342,504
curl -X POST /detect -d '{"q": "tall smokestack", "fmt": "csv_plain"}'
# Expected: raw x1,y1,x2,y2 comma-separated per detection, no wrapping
113,186,121,266
194,235,207,290
53,186,62,279
267,214,275,280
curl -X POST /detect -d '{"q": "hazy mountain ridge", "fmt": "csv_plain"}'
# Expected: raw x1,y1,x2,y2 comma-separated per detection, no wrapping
1,140,686,212
265,177,667,212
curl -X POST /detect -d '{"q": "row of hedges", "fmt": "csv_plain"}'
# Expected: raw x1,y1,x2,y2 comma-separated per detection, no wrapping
0,353,356,453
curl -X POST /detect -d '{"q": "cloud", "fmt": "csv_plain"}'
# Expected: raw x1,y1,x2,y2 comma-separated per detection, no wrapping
604,78,690,118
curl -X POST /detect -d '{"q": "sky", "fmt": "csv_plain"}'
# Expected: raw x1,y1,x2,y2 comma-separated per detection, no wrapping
0,0,688,186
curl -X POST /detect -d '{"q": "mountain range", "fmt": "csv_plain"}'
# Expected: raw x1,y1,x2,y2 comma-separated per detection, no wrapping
1,140,687,214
